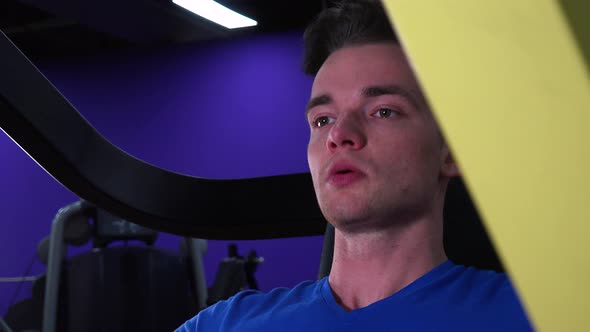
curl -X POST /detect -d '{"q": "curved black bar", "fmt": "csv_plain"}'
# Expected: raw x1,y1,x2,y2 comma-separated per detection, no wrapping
0,30,326,239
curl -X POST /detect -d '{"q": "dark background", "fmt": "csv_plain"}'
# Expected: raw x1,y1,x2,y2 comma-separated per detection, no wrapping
0,0,330,314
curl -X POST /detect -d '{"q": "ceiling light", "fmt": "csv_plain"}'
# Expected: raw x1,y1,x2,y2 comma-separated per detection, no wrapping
173,0,257,29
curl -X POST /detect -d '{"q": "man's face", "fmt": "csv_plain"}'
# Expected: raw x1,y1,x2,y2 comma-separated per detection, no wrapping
306,42,455,232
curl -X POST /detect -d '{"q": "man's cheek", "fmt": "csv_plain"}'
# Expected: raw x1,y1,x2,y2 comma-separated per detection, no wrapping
307,155,320,182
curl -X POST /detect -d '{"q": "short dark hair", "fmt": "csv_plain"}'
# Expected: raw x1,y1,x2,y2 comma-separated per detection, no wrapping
302,0,399,76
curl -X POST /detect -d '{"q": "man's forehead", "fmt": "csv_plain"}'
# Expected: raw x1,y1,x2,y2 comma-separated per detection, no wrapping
318,42,409,72
311,44,417,91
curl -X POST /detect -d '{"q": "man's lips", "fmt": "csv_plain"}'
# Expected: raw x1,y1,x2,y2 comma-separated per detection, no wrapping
326,162,366,187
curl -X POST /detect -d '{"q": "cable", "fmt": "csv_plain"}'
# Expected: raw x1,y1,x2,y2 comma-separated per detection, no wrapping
4,253,37,316
0,276,37,282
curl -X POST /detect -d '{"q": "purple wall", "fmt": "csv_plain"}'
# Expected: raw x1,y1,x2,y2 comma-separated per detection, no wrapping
0,31,324,315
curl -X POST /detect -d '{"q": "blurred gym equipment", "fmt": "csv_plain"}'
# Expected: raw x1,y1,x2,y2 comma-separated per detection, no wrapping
3,201,207,332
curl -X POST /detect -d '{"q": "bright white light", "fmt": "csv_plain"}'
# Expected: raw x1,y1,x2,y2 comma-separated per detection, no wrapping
173,0,257,29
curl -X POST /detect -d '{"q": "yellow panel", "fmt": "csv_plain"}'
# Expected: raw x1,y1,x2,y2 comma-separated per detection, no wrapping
381,1,590,331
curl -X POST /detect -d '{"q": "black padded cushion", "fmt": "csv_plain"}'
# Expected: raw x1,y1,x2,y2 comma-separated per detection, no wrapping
443,178,503,272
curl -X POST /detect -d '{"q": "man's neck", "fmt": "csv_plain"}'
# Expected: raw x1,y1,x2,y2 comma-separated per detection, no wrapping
327,217,447,311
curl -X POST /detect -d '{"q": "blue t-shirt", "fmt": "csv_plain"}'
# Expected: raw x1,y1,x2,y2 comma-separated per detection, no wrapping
177,260,533,331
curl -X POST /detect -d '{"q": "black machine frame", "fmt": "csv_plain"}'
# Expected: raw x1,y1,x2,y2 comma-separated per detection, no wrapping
0,29,327,240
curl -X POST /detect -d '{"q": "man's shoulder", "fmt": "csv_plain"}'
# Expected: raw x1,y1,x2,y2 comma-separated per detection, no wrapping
428,263,530,323
404,262,533,331
175,279,325,331
450,263,516,300
429,262,515,300
455,264,533,329
217,278,323,311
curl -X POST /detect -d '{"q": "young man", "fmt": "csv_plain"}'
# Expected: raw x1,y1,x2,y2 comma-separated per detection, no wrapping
177,1,533,330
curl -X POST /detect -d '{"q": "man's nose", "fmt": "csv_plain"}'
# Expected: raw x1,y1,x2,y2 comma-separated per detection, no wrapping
327,113,367,152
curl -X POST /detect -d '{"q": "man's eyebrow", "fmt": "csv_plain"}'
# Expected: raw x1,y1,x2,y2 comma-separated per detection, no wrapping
362,84,421,109
305,94,332,115
305,84,422,115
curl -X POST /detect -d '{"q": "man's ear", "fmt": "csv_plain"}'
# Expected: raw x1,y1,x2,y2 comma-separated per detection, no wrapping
440,144,461,178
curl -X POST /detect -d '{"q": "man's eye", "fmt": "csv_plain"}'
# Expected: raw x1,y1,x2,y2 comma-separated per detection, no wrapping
314,116,334,128
374,108,397,118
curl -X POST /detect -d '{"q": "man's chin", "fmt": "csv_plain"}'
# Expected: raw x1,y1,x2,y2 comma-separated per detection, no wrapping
322,206,373,231
329,217,385,235
322,202,420,234
319,192,368,216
